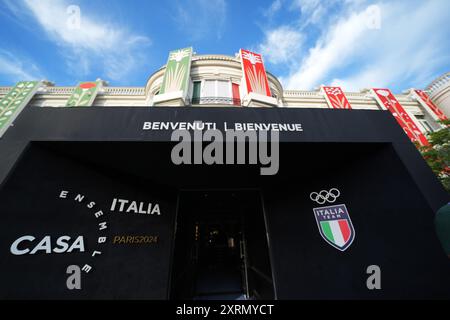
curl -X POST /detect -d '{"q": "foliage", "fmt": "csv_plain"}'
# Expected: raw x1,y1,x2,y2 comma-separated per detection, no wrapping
417,120,450,192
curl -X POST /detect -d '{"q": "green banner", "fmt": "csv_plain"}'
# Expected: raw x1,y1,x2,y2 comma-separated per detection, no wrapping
0,81,40,138
159,47,193,95
66,81,101,107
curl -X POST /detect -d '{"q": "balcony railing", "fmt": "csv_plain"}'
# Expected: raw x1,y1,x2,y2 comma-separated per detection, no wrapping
191,96,241,106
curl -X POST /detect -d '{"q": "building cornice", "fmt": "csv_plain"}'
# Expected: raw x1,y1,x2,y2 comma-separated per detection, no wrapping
426,72,450,97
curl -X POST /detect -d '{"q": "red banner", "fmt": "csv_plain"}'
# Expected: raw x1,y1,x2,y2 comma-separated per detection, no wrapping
372,88,429,146
240,49,271,97
413,89,448,121
322,86,352,109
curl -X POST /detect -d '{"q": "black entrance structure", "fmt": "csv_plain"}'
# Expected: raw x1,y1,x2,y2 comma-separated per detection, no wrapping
0,107,449,299
171,190,274,300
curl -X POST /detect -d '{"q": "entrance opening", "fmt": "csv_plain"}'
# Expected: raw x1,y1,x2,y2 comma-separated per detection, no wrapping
170,190,274,300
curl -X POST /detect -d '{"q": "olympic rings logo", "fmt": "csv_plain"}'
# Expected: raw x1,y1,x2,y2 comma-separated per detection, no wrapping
310,188,340,204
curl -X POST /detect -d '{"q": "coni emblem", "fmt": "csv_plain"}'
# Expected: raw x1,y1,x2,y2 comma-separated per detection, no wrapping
310,188,355,251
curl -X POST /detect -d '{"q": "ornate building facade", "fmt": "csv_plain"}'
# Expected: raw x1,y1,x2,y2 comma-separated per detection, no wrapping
426,72,450,118
0,48,449,300
0,49,447,143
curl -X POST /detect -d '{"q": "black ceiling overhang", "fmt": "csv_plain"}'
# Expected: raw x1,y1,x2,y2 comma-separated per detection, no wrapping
0,106,411,143
0,106,448,211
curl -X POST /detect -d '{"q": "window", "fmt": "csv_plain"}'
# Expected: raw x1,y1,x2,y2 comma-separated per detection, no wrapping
232,83,240,106
203,80,216,99
191,80,240,105
217,80,229,98
418,119,434,133
192,81,201,104
270,86,277,99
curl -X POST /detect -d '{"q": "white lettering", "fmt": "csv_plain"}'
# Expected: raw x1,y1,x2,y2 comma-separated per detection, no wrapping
110,198,117,211
127,201,138,213
98,236,107,244
68,236,85,252
110,198,162,216
82,264,92,273
91,250,101,257
30,236,52,254
117,199,128,211
151,204,161,215
10,235,35,255
53,235,71,253
10,235,86,255
94,210,103,218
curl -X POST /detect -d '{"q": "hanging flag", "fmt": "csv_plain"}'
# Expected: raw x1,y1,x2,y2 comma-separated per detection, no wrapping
0,81,41,137
321,86,352,109
159,47,193,95
372,88,429,146
240,49,271,97
66,81,102,107
412,89,448,121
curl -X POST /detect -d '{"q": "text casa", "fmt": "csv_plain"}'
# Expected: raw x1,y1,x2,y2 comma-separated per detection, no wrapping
10,235,85,255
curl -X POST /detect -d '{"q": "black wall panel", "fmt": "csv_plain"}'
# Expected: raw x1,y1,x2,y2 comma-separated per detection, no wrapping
0,107,448,299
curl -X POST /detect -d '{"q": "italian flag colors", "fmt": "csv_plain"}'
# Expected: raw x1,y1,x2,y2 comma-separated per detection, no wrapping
66,81,101,107
320,219,351,248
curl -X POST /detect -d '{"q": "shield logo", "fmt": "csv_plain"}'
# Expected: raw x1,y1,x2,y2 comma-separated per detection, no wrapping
313,204,355,251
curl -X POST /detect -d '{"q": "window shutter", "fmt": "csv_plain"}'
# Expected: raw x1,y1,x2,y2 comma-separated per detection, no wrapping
232,83,240,106
217,80,230,99
192,81,201,104
203,80,215,98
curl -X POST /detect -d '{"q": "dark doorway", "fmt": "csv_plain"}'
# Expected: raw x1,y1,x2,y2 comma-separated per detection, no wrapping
170,190,275,300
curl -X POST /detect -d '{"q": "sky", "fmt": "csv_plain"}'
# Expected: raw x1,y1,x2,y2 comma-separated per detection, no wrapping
0,0,449,93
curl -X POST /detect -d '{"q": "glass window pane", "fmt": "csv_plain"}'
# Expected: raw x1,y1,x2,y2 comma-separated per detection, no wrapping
217,80,230,98
192,81,201,104
232,83,240,106
203,80,215,97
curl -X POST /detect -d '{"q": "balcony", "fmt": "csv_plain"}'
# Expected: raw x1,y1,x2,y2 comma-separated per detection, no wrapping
191,96,241,106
